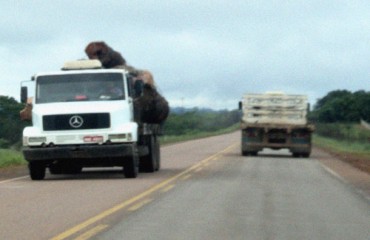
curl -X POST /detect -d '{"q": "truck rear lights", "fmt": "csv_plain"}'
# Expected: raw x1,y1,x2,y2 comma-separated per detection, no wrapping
83,136,104,143
244,129,260,138
292,131,309,138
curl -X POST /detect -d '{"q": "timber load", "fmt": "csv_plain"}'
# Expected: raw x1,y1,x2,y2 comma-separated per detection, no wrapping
85,41,169,124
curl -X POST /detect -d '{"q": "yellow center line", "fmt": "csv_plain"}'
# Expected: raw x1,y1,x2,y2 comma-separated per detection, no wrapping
181,174,192,180
161,184,175,193
51,142,238,240
127,198,153,211
74,224,108,240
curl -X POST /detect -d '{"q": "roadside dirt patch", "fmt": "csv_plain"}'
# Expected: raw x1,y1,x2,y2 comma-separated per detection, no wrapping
314,146,370,174
0,165,28,181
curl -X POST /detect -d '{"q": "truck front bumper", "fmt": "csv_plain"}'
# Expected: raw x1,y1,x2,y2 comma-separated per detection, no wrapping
23,144,135,162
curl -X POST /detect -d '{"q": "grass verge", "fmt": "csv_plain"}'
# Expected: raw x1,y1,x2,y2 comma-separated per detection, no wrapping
0,149,27,168
313,134,370,173
313,134,370,156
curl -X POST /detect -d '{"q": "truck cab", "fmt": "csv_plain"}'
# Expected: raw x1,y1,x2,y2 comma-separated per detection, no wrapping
21,60,160,180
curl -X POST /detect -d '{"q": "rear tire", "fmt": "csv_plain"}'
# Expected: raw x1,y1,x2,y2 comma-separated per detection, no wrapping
154,137,160,171
29,162,46,180
140,135,157,172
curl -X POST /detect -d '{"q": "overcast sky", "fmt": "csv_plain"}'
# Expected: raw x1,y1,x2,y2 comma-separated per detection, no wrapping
1,1,369,110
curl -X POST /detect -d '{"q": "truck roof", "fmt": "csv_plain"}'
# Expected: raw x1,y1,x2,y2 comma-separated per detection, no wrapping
32,68,129,79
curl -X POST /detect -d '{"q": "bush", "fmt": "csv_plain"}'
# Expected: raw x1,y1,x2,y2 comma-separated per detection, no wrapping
315,123,370,143
0,138,10,148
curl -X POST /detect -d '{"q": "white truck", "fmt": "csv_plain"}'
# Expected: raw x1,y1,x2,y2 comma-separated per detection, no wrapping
21,60,162,180
239,92,314,157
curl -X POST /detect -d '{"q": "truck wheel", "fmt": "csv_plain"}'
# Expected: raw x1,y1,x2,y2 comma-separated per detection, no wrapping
29,162,46,180
124,146,139,178
140,135,157,173
301,153,310,158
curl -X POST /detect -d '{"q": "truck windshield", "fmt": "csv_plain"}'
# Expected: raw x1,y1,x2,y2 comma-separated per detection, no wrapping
36,73,125,103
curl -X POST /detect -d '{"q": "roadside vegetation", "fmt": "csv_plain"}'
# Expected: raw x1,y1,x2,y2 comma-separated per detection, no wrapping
161,123,239,145
0,149,26,168
160,108,240,144
310,90,370,173
313,124,370,156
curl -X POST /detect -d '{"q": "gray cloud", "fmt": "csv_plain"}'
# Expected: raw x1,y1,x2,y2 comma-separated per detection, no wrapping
1,1,369,109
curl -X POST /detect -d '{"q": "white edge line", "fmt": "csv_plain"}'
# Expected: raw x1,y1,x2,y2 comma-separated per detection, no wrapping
319,162,347,183
0,176,29,184
319,162,370,202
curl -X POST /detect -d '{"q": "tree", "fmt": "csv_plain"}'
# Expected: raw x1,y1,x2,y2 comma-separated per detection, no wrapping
312,90,370,123
0,96,28,148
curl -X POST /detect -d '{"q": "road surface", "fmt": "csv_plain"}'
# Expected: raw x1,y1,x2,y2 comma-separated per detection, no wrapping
0,132,369,240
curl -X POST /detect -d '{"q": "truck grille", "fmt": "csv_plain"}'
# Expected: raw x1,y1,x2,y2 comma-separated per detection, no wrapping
43,113,110,131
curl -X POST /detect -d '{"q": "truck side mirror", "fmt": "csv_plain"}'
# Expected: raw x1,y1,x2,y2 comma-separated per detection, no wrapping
21,86,28,103
238,101,242,110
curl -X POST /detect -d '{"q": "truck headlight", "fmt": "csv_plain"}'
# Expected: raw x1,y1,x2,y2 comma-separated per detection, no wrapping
108,134,127,141
24,136,47,146
108,133,133,142
28,137,47,143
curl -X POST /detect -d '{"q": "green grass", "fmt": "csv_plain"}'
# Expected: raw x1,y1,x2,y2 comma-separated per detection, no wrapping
0,149,27,168
313,134,370,159
313,123,370,161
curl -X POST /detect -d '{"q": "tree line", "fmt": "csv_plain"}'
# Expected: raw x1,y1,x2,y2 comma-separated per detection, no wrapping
310,90,370,123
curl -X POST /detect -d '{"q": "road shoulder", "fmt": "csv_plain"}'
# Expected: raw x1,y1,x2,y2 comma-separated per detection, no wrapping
313,147,370,200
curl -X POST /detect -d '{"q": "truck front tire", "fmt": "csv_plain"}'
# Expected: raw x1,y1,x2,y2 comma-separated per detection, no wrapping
29,162,46,180
124,145,139,178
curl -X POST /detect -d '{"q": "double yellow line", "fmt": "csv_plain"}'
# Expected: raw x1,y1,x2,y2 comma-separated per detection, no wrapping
51,143,238,240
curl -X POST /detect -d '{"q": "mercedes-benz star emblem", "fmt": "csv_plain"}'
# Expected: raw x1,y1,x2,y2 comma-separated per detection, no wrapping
69,115,84,128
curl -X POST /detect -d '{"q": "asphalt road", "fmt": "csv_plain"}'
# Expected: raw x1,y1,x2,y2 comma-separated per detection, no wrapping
1,132,369,240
